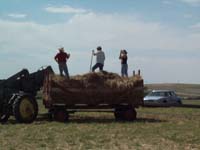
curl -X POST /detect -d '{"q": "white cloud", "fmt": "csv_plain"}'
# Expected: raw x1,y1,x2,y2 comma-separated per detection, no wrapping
128,56,200,83
0,12,200,83
45,5,87,14
1,12,199,52
183,14,193,18
8,13,27,19
179,0,200,6
162,0,173,5
190,22,200,28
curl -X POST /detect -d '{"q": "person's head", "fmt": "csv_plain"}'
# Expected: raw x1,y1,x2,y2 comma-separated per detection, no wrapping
123,49,128,55
122,49,127,55
58,47,64,52
97,46,102,51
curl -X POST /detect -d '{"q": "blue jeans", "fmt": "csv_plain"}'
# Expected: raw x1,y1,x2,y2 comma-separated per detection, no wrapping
59,62,69,78
92,63,104,72
121,64,128,77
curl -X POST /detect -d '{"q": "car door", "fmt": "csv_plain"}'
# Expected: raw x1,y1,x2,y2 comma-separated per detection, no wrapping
168,91,177,105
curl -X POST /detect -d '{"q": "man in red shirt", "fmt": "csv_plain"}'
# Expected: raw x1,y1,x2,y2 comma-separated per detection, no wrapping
54,47,70,78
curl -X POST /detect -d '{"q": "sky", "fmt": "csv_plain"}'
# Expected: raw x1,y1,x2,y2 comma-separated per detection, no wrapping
0,0,200,83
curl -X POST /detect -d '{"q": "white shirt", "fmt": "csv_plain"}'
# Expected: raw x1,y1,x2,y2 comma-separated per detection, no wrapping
95,51,105,65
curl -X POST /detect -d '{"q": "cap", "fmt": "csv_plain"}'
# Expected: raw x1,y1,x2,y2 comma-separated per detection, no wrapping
58,47,64,52
97,46,102,51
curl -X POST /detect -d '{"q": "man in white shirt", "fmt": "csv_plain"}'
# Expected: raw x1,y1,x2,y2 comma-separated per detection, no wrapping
92,46,105,72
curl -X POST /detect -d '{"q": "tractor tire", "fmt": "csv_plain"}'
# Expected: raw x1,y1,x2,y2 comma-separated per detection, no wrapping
53,108,69,122
13,95,38,123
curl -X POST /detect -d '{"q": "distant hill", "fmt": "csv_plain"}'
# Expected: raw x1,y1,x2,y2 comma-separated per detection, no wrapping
145,83,200,99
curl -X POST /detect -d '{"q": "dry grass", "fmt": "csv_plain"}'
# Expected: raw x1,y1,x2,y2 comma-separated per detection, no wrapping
0,100,200,150
52,71,143,89
146,83,200,99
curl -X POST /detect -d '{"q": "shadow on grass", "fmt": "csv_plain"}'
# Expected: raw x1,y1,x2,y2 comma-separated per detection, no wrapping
143,104,200,108
35,113,166,124
68,118,165,124
1,113,166,125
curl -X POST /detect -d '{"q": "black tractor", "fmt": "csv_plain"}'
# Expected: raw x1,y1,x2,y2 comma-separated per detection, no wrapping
0,66,53,123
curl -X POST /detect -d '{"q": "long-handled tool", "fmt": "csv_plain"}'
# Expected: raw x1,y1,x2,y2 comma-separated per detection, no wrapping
89,50,94,72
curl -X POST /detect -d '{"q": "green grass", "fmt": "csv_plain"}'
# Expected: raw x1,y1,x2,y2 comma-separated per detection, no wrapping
182,100,200,105
0,100,200,150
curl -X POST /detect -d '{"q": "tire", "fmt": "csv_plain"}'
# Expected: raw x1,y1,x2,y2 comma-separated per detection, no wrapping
123,108,137,121
114,108,125,121
53,108,69,122
177,100,182,105
13,95,38,123
114,107,137,121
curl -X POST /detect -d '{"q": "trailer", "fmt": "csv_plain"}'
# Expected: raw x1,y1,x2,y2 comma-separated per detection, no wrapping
43,71,144,122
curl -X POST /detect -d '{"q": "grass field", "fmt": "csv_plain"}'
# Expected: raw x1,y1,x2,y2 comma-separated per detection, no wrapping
0,99,200,150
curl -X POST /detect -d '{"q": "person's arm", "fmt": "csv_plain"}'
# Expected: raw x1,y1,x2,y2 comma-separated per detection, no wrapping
119,50,123,59
103,52,105,61
54,54,58,62
119,54,122,59
92,50,97,56
66,53,70,59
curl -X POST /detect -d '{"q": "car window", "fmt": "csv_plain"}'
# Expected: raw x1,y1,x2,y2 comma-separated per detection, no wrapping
148,91,177,97
170,91,176,96
165,92,169,97
168,92,173,96
148,92,165,97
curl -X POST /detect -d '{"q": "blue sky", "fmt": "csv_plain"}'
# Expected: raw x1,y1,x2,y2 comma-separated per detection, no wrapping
0,0,200,83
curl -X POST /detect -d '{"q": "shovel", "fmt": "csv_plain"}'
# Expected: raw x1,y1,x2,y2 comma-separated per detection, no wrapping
89,50,94,72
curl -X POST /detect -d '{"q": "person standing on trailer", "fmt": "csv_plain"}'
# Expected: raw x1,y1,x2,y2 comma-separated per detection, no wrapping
54,47,70,78
92,46,105,72
119,49,128,77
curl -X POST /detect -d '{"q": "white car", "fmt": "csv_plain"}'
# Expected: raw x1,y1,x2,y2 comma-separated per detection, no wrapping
144,90,182,106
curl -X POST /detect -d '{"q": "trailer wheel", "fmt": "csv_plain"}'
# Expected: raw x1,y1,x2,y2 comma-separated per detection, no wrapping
53,108,69,122
114,107,137,121
123,108,137,121
13,96,38,123
114,108,125,121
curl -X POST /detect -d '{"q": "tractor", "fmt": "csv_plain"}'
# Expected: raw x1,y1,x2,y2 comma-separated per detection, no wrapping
0,66,53,123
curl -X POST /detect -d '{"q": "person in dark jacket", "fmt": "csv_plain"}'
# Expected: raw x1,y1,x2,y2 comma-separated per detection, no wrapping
119,50,128,77
54,47,70,78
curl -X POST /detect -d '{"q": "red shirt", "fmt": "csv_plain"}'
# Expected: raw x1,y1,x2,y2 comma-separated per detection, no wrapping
55,52,69,63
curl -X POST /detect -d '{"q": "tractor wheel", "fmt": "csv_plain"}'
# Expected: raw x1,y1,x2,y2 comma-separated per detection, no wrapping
13,96,38,123
53,108,69,122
